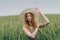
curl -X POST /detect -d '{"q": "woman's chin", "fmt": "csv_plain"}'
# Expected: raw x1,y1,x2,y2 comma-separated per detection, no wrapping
28,20,31,22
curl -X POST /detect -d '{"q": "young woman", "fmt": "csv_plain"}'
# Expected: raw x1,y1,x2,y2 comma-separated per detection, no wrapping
20,8,50,39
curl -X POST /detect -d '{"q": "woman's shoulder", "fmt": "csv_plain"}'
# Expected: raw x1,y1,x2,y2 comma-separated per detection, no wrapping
22,24,26,30
22,24,29,31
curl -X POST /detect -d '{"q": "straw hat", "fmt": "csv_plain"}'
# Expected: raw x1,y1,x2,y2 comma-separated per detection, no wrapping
20,8,39,23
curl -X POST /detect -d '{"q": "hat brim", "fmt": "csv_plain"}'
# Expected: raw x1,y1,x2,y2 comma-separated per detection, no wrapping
20,8,39,23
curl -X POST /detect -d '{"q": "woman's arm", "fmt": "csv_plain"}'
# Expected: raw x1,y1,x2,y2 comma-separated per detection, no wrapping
22,25,39,38
39,13,50,27
34,8,50,27
39,11,50,24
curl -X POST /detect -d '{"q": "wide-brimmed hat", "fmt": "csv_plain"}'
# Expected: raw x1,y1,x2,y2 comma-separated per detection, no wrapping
20,8,39,23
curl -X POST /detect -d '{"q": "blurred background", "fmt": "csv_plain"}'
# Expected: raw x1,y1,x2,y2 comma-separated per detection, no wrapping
0,0,60,40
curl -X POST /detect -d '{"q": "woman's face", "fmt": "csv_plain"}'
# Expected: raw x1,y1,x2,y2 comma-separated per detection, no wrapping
26,13,32,22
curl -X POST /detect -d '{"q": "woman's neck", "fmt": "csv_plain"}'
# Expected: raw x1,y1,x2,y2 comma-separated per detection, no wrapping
29,22,32,26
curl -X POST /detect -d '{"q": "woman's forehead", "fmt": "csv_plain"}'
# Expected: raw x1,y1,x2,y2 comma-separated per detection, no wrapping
27,13,31,16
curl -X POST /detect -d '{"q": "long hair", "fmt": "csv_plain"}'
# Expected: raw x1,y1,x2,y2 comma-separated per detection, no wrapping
25,12,37,30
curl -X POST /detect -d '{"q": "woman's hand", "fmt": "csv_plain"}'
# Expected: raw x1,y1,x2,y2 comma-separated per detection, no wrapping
34,7,41,14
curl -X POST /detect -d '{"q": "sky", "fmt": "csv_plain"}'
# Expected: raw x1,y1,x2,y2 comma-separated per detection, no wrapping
0,0,60,16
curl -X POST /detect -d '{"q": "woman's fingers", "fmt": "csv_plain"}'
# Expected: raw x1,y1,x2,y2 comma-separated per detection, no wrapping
35,7,39,10
34,7,40,13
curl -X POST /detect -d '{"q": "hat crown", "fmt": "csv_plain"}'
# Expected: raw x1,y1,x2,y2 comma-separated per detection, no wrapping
20,8,39,23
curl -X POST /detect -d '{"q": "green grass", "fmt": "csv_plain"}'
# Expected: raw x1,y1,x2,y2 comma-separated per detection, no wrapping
0,14,60,40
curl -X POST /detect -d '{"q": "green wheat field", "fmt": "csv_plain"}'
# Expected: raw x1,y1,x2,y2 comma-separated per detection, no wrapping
0,14,60,40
